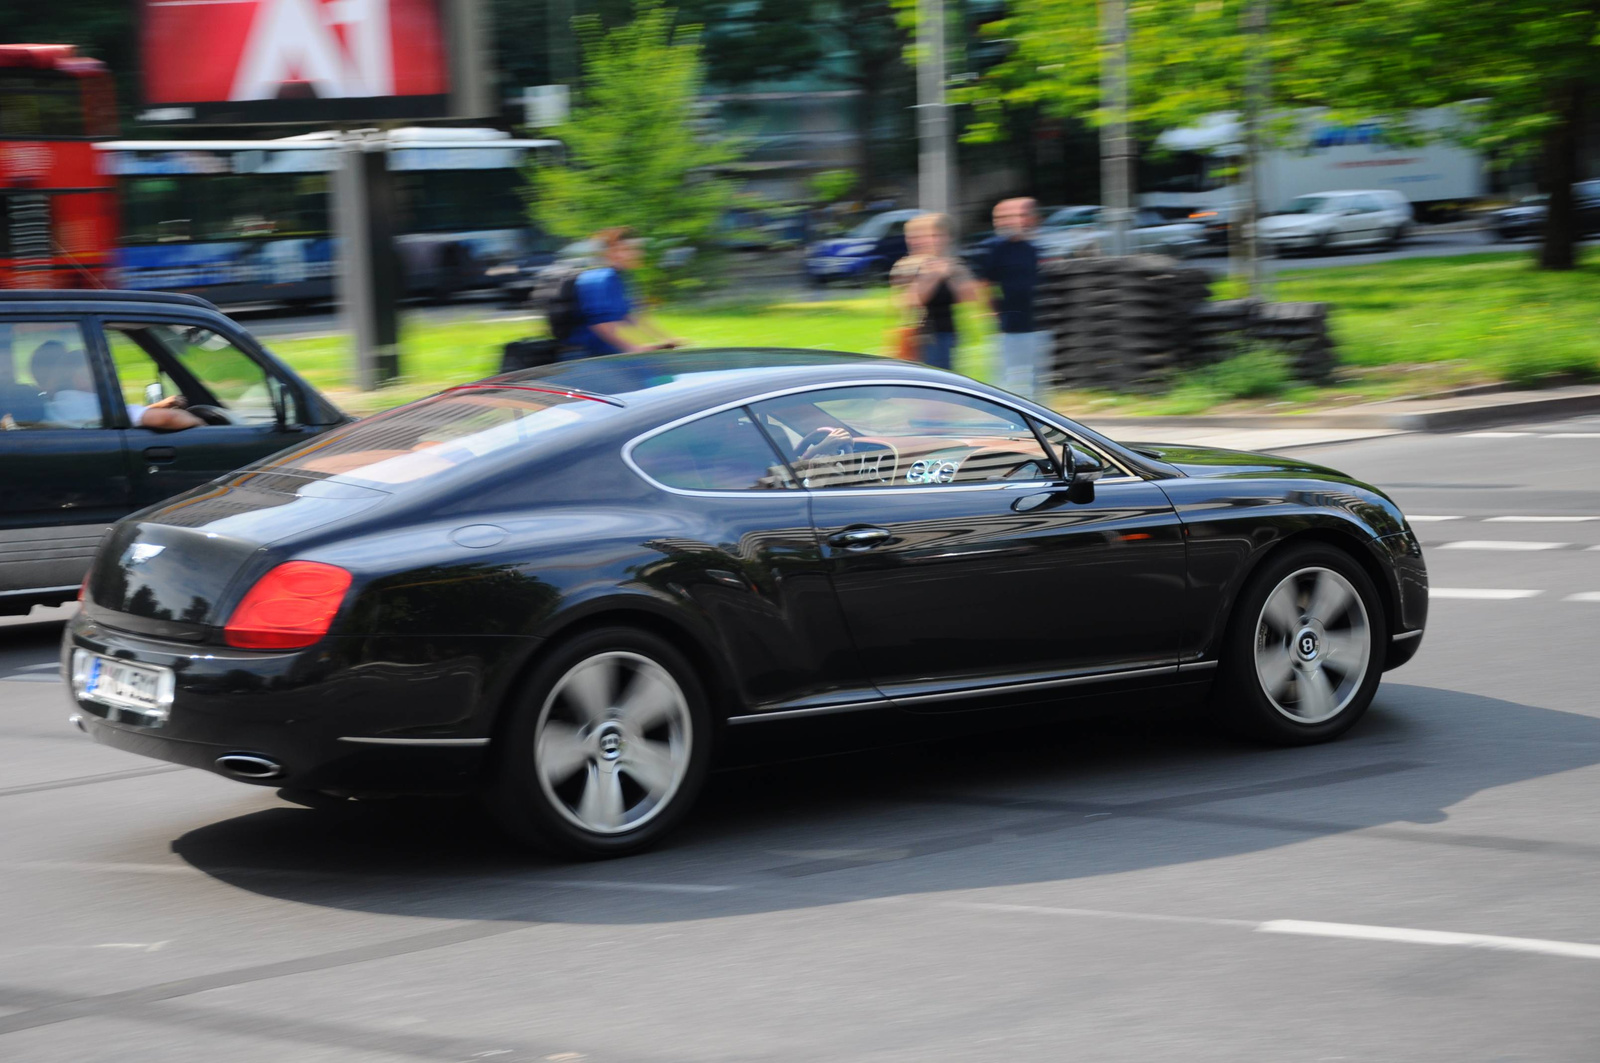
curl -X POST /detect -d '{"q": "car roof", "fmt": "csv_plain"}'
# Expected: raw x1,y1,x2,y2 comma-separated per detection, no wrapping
0,289,220,310
492,349,999,415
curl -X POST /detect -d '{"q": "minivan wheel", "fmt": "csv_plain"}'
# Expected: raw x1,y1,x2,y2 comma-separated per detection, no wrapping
1210,544,1387,745
489,627,711,857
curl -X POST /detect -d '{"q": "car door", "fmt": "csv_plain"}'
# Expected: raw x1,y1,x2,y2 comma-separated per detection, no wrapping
100,318,324,506
750,384,1187,705
0,317,133,603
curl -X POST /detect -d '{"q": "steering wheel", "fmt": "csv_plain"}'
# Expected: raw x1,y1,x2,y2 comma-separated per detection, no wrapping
794,426,854,461
186,404,239,426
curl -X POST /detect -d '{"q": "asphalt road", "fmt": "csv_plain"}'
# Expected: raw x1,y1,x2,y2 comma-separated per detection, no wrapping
3,417,1599,1061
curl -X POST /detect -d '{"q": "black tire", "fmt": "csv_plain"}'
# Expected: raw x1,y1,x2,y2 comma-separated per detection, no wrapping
488,626,711,858
1209,543,1387,745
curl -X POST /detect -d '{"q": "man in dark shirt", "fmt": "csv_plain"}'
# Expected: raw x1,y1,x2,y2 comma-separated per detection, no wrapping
975,198,1046,400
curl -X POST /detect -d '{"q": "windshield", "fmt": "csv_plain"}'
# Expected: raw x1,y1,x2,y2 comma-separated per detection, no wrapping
1280,195,1340,215
848,213,903,239
260,387,615,489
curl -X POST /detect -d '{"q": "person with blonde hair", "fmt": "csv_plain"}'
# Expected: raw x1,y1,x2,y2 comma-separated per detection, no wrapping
890,212,979,371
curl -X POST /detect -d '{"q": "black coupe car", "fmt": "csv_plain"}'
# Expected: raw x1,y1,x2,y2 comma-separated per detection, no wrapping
63,351,1427,856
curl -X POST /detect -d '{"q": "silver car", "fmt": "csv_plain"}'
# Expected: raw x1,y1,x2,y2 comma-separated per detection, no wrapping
1035,206,1207,259
1257,190,1413,254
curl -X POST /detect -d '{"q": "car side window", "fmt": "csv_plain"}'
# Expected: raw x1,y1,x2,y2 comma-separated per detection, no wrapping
1032,419,1121,478
751,385,1054,489
0,320,104,430
104,322,288,427
631,407,796,492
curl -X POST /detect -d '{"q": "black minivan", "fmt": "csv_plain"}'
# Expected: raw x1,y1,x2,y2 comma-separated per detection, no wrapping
0,291,346,615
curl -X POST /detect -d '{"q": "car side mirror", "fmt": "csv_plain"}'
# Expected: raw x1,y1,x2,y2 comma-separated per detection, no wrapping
144,382,163,405
1067,443,1105,485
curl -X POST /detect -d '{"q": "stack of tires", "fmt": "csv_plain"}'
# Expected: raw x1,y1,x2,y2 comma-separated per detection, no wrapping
1186,298,1261,367
1038,256,1212,392
1248,301,1338,384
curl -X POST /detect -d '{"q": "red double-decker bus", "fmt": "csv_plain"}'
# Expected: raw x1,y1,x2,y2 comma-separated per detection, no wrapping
0,44,118,290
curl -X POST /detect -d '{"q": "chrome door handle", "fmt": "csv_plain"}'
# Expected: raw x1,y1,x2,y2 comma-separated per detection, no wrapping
828,526,891,550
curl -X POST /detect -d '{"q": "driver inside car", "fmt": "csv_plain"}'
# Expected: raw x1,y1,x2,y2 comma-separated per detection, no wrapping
31,342,203,431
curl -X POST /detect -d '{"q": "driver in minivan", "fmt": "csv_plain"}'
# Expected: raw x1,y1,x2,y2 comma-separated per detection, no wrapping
32,342,203,431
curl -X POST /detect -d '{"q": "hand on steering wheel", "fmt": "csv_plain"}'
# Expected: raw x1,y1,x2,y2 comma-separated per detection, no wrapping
794,426,854,462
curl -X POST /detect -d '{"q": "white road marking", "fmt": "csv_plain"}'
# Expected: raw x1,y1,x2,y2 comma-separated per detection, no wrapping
1429,588,1543,600
529,879,735,894
1258,919,1600,961
1483,515,1598,523
948,902,1600,961
1563,592,1600,603
1405,515,1461,523
1461,431,1533,438
1542,432,1600,439
1437,540,1570,551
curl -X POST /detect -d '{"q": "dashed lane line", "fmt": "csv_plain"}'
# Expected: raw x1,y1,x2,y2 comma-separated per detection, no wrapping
948,902,1600,962
1564,592,1600,603
1406,515,1463,522
1436,540,1571,551
1483,515,1599,523
1429,588,1543,600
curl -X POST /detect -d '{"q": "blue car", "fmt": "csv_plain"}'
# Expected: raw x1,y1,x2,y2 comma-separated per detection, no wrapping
804,209,919,285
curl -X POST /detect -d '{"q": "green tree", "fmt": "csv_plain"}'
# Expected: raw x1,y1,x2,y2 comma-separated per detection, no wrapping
527,0,742,295
1276,0,1599,270
966,0,1598,270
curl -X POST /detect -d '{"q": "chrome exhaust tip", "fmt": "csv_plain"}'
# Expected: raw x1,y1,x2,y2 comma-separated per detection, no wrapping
68,714,86,733
216,754,284,780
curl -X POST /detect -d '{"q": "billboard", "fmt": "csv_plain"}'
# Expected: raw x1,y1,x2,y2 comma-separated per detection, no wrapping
140,0,484,124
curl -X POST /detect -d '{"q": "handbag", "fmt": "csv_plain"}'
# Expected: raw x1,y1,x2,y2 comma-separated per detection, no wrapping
890,324,924,361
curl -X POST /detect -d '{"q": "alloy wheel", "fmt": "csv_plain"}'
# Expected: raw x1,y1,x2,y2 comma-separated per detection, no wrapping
1253,566,1372,725
533,651,692,835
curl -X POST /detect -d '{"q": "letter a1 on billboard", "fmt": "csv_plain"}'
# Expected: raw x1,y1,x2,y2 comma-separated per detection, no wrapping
140,0,489,124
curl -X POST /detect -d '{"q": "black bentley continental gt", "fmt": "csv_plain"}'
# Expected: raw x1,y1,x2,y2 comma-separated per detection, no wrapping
63,351,1427,856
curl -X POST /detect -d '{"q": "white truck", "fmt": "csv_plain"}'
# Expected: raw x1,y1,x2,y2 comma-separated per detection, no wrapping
1141,108,1487,233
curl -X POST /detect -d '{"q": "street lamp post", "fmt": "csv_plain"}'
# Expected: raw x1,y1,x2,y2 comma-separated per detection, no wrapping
916,0,951,219
1242,0,1273,300
1099,0,1133,256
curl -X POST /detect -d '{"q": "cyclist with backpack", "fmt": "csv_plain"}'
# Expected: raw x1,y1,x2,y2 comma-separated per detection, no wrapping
554,227,682,358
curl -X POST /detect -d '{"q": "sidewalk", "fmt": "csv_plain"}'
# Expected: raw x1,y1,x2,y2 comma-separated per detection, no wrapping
1079,383,1600,451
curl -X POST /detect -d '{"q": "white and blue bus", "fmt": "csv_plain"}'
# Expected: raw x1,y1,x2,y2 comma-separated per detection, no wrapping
94,129,560,306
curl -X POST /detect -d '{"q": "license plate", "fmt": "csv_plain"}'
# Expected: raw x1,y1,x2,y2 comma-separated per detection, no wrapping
85,656,174,722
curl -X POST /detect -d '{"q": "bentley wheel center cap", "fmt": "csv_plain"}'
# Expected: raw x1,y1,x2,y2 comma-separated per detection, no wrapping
1294,628,1321,663
596,723,624,761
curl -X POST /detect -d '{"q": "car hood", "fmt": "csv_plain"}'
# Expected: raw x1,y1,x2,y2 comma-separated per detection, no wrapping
1126,442,1344,479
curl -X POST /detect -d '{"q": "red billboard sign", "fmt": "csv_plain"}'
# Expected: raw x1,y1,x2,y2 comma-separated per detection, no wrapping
141,0,454,123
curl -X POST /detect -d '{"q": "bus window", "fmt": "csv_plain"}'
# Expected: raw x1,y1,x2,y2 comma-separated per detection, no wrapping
0,70,85,138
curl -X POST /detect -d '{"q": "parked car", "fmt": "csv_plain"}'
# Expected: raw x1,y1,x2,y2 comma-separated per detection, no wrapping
65,349,1428,857
1492,194,1549,241
1257,189,1413,254
1035,206,1207,259
1492,183,1600,242
803,209,920,285
0,290,347,617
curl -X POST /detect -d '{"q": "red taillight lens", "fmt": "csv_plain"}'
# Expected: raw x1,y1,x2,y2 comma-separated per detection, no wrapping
224,561,353,650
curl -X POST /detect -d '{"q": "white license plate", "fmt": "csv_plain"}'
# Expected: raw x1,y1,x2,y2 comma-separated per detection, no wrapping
86,656,174,721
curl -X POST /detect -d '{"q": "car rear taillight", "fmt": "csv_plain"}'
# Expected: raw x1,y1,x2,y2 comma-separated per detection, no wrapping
224,562,353,650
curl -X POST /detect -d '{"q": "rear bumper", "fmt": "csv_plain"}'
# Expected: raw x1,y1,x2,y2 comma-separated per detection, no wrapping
62,616,541,793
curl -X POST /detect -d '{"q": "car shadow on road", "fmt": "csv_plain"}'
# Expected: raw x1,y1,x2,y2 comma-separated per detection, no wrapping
169,683,1600,924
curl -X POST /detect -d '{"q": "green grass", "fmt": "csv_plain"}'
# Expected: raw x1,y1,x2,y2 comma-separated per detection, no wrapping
270,292,997,415
269,249,1598,417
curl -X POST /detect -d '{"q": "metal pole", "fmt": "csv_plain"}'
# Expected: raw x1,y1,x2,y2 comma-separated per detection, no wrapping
333,134,400,390
549,0,576,85
916,0,950,218
1242,0,1272,300
1099,0,1132,256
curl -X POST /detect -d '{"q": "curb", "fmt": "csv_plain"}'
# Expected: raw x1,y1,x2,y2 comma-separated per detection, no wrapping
1080,387,1600,435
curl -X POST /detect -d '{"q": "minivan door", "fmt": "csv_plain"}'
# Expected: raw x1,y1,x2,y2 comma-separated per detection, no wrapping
101,320,320,506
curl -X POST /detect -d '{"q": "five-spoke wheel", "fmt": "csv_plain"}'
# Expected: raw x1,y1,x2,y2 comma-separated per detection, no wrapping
1213,544,1386,744
491,628,709,856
